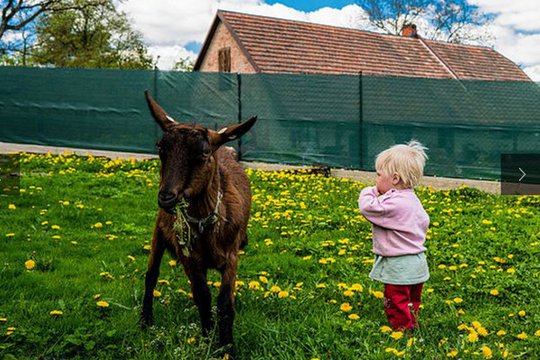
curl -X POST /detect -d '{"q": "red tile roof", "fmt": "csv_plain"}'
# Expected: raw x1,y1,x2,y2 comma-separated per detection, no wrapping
195,10,531,82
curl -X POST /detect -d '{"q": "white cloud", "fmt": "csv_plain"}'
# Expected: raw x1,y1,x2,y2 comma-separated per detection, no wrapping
147,45,198,70
470,0,540,32
119,0,364,69
523,64,540,82
469,0,540,80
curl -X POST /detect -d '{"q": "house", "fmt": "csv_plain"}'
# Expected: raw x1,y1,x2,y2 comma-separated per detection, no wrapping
192,10,537,174
194,10,531,82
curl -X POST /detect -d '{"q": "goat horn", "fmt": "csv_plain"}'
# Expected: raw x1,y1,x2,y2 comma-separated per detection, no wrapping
145,90,176,131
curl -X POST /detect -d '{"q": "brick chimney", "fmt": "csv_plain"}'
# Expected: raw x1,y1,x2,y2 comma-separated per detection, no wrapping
401,24,418,38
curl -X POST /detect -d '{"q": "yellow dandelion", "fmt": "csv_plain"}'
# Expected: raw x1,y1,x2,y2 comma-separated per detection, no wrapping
490,289,499,296
390,331,403,340
96,300,109,308
153,290,162,297
25,259,36,270
534,330,540,337
481,346,493,359
270,285,281,293
49,310,63,316
278,291,289,298
372,291,384,299
453,297,463,304
497,330,506,336
343,290,354,297
249,281,261,290
340,303,352,312
348,314,360,320
468,330,479,342
93,294,101,299
94,222,103,228
8,204,16,210
51,225,60,230
447,350,458,357
516,332,528,340
380,325,393,333
478,327,488,337
259,276,268,284
0,318,7,322
187,336,196,345
316,283,326,288
6,233,15,237
350,284,363,291
518,311,526,316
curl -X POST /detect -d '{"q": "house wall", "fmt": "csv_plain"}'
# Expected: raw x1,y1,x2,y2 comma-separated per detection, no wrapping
198,22,256,73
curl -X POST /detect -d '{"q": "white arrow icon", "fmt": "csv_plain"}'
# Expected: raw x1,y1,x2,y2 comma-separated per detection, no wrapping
518,167,526,182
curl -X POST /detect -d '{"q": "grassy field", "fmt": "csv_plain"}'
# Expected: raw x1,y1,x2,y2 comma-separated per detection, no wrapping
1,152,539,359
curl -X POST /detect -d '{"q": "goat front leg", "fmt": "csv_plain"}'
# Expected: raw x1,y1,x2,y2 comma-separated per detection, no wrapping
141,226,166,328
186,265,214,337
217,255,238,358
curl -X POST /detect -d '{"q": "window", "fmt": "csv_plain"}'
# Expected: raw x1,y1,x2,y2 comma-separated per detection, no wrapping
218,47,231,72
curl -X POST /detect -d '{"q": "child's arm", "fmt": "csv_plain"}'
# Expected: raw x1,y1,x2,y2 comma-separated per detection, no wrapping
358,186,395,227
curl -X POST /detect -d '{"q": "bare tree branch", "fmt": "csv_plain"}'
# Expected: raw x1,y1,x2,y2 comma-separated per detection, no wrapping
1,0,106,41
355,0,492,44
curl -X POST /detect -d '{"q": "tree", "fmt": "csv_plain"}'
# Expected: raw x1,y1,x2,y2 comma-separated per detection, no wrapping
31,0,153,69
172,57,194,72
0,0,105,41
355,0,493,44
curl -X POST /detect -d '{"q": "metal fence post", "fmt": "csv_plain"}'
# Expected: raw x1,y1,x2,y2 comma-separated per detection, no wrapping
153,64,159,149
359,71,364,170
237,72,243,160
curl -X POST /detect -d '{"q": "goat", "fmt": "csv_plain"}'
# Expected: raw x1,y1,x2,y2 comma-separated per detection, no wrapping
141,90,257,358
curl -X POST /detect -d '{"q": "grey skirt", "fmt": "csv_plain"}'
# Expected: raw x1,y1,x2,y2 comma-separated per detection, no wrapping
369,252,430,285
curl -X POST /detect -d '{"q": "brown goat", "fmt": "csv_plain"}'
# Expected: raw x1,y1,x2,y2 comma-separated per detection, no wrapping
141,91,256,358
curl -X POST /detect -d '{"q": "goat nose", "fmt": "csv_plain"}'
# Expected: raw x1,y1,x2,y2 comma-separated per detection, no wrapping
159,191,175,202
158,191,177,210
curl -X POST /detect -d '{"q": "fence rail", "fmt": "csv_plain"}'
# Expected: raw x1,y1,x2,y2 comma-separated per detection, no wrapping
1,67,539,181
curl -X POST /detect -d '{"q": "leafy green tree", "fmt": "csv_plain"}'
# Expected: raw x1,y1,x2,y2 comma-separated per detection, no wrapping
172,57,194,72
31,0,152,69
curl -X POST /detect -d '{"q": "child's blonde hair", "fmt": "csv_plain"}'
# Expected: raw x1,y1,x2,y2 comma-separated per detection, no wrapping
375,140,428,188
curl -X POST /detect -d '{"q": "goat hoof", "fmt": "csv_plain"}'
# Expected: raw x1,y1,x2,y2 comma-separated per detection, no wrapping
218,344,234,359
140,313,154,330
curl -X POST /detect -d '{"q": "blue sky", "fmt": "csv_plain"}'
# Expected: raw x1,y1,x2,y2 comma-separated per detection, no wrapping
265,0,355,12
119,0,540,80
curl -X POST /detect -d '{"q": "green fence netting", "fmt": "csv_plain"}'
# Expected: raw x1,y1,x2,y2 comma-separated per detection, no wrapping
1,66,539,181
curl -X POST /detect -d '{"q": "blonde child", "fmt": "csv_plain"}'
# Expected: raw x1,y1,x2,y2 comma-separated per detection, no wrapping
358,140,430,330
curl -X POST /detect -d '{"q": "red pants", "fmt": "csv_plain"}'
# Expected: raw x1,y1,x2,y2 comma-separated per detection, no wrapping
384,283,423,330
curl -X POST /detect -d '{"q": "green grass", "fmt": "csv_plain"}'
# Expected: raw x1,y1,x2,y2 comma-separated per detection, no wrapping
1,152,539,359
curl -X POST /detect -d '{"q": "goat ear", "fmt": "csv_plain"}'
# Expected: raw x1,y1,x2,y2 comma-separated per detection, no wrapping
145,90,177,131
209,116,257,148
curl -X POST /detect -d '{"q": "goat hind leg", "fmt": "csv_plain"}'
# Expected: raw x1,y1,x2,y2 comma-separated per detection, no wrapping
217,260,237,357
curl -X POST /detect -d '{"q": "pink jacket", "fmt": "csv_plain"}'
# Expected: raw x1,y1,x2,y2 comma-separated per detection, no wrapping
358,186,429,256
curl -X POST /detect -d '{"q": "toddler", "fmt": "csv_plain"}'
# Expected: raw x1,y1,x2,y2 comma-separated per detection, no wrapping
358,140,430,330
